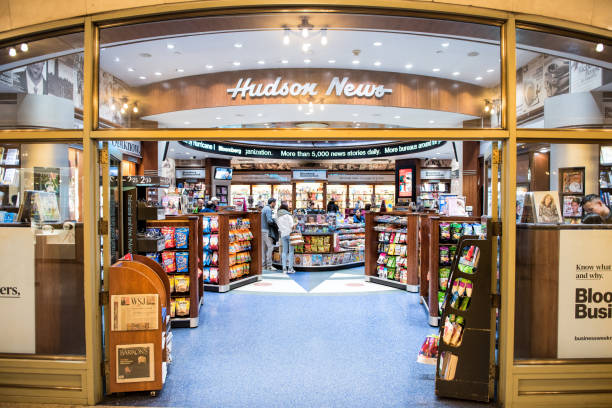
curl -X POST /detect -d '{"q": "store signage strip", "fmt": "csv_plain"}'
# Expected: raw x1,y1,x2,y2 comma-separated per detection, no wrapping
227,76,392,99
180,141,446,160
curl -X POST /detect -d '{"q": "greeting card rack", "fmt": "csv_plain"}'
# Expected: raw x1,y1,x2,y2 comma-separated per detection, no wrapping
364,211,419,292
201,211,262,293
106,258,170,395
420,215,482,327
146,217,201,328
435,233,495,403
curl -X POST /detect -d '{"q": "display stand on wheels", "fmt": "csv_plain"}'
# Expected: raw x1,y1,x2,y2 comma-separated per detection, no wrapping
200,211,262,293
364,211,419,292
106,258,172,396
435,230,495,403
420,215,483,326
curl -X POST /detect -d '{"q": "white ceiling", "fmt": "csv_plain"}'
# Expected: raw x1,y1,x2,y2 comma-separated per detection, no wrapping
142,103,477,128
100,29,502,87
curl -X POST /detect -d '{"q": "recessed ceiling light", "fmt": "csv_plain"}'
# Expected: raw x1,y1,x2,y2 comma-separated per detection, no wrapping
441,42,450,47
257,113,263,117
206,64,213,69
373,41,382,47
328,59,336,64
475,76,483,81
114,57,120,62
405,64,413,69
167,44,175,49
373,61,381,66
176,68,184,73
452,71,460,76
184,121,191,125
281,59,289,64
297,105,303,111
215,116,221,120
127,67,134,72
486,68,495,73
302,43,311,52
428,120,435,124
138,76,147,80
154,72,162,76
352,60,360,65
352,113,359,117
432,68,440,72
304,59,311,64
20,43,29,52
596,43,604,52
234,42,243,48
393,115,400,119
232,61,240,66
8,48,17,57
257,60,265,65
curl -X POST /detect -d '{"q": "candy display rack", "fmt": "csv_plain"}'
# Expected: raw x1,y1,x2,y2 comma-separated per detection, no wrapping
146,217,200,328
201,211,262,293
420,215,483,327
435,231,494,403
365,212,419,292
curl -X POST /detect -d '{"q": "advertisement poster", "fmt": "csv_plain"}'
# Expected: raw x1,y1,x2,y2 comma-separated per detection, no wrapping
111,294,158,331
398,168,413,197
570,61,602,93
33,167,60,194
116,343,155,383
517,55,569,117
533,191,563,224
558,230,612,358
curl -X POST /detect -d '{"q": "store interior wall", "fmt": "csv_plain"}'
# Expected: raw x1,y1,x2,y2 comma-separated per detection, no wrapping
549,144,599,194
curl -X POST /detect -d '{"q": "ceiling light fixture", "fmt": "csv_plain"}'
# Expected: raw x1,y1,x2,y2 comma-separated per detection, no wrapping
486,68,495,73
321,29,328,46
184,121,191,125
475,76,483,81
441,42,450,47
257,60,265,65
127,67,134,72
320,105,325,111
166,44,175,49
283,28,290,45
297,105,303,111
452,71,460,76
596,43,604,52
405,64,413,69
234,42,243,48
176,68,184,73
215,116,221,120
428,120,435,124
393,115,400,119
132,105,139,113
110,104,116,111
120,107,125,114
114,57,120,62
20,43,28,52
352,60,360,65
302,43,311,53
206,64,213,69
374,61,381,66
232,61,240,66
432,68,440,72
304,59,311,64
352,113,359,117
373,41,382,47
154,72,162,76
283,18,328,47
8,47,17,57
281,59,289,64
139,75,147,80
122,103,129,109
257,113,263,117
328,59,336,64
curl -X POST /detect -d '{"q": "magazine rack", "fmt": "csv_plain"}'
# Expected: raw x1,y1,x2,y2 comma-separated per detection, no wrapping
435,233,494,402
107,259,170,395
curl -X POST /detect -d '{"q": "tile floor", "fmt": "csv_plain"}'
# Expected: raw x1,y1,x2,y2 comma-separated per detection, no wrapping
101,269,490,408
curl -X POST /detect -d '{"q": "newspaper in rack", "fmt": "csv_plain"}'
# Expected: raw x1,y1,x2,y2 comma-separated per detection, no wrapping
111,294,158,331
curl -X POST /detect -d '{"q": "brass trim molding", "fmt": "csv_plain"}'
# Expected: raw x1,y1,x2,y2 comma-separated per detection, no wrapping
0,354,85,361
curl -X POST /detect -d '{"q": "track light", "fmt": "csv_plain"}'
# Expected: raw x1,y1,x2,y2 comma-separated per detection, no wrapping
8,47,16,57
20,43,28,52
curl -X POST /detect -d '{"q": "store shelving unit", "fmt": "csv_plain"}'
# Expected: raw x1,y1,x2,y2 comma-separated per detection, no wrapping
420,215,483,327
419,167,451,210
295,182,325,210
0,144,21,220
365,211,419,292
146,217,201,328
201,211,262,292
599,163,612,206
435,233,494,402
215,185,229,206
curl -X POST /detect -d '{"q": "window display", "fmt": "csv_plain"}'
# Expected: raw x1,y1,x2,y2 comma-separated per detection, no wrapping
295,182,324,210
326,185,347,213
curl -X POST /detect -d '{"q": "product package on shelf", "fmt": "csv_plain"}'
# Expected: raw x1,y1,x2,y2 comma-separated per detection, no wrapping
417,334,440,365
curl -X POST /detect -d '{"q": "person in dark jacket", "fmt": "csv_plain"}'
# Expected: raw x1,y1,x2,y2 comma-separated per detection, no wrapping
326,199,339,213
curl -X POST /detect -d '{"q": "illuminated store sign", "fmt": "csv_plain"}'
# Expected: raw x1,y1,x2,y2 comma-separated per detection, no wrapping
180,141,445,160
227,76,393,99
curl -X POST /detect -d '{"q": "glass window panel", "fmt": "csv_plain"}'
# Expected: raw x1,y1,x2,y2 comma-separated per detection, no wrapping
0,32,84,129
98,12,500,129
0,142,84,356
516,28,612,128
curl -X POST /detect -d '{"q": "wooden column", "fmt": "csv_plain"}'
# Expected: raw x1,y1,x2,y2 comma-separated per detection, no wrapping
137,141,158,176
463,141,480,216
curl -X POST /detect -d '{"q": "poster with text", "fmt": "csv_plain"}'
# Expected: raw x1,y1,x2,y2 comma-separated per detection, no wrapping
398,168,413,197
570,61,602,93
558,229,612,358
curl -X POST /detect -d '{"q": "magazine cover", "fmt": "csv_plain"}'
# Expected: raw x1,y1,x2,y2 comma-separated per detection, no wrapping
562,195,583,218
533,191,563,224
116,343,154,383
516,192,526,223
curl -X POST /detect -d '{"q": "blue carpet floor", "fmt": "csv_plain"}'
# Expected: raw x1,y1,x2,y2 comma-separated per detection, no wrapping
102,275,491,407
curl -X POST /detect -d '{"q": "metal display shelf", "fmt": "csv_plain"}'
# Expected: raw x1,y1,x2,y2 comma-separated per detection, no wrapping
272,261,364,272
365,275,419,293
204,274,261,293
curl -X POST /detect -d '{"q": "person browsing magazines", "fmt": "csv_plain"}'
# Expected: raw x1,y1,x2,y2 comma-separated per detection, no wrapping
582,194,612,224
261,198,278,270
276,201,296,274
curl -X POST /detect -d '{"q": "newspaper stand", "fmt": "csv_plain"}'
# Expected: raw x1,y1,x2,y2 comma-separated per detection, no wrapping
107,259,170,395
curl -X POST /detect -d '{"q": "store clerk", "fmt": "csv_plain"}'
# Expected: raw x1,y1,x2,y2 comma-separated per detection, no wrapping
582,194,612,224
211,196,220,211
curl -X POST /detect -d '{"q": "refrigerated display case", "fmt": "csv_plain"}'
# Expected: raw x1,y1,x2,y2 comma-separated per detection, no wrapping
295,182,324,209
374,185,395,208
252,184,272,205
231,184,250,206
348,184,373,208
273,184,293,208
326,184,347,213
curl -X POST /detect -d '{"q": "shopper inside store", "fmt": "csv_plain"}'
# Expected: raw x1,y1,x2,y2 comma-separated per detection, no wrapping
0,4,611,408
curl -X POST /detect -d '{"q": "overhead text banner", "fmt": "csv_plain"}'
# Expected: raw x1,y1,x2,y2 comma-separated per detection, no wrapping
179,141,446,160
